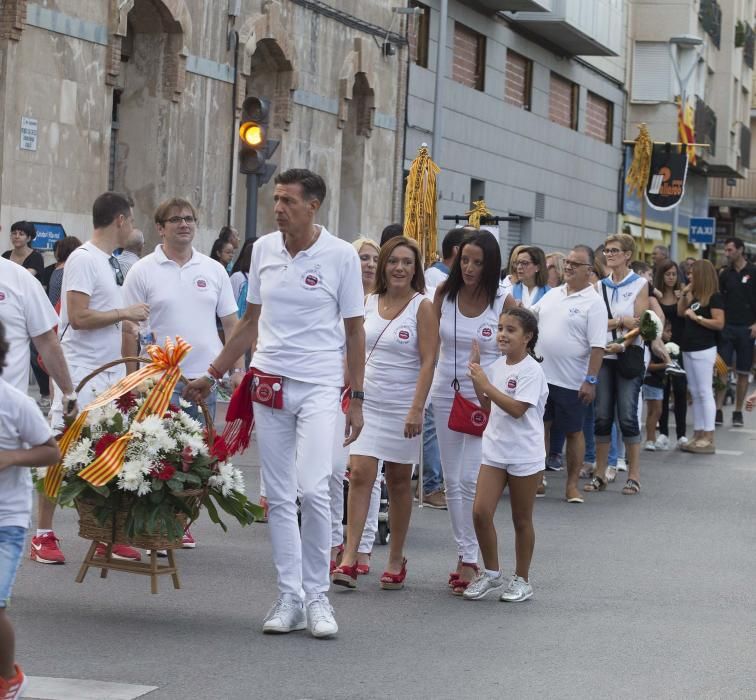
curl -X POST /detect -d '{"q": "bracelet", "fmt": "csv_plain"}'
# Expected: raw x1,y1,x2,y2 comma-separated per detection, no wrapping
207,364,223,380
231,368,245,374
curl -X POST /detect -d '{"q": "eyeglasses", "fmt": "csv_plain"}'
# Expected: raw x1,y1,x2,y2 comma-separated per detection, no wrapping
563,260,592,269
164,215,196,225
603,247,624,256
515,260,533,267
108,256,124,286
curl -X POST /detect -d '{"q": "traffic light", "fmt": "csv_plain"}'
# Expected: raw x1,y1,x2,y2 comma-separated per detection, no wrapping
238,96,279,183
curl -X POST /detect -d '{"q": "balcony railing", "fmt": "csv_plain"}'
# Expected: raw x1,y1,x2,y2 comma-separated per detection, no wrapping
699,0,722,49
741,123,751,170
695,97,717,157
709,169,756,202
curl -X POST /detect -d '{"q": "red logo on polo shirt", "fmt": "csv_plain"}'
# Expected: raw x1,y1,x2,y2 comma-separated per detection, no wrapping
478,323,495,341
507,377,517,391
394,326,412,344
0,291,5,302
301,269,322,290
194,277,208,290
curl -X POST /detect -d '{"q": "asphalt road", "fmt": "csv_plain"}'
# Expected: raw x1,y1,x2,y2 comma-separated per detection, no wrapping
13,404,756,699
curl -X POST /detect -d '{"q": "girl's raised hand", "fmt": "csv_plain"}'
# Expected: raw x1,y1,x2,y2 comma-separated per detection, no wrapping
469,339,481,365
467,362,488,389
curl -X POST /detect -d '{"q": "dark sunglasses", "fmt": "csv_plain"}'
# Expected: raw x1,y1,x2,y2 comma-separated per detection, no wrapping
108,256,124,286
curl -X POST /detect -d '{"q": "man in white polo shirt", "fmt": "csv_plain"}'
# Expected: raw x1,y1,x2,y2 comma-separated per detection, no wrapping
0,252,77,565
122,197,243,422
186,169,365,639
531,245,607,504
54,192,149,562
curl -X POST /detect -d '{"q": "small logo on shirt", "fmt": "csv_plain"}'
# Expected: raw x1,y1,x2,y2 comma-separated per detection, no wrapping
470,410,488,427
569,306,581,316
395,326,412,344
478,324,495,341
507,377,518,391
301,268,322,290
194,277,208,290
0,291,5,302
622,290,634,299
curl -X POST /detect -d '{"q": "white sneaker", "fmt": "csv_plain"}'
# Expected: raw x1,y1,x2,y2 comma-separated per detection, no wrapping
463,572,506,600
306,594,338,638
262,594,306,634
644,441,656,451
655,434,670,450
616,457,628,472
677,436,689,449
499,575,533,603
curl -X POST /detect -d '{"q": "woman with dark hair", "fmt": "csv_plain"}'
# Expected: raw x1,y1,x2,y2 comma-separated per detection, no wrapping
431,230,505,595
655,260,688,449
47,236,82,308
210,238,235,272
3,221,44,277
230,238,257,317
333,237,437,590
505,246,551,309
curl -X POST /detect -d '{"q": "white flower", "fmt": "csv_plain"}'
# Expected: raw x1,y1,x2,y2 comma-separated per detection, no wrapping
665,341,680,358
178,398,192,409
176,411,203,434
131,415,177,454
63,438,93,471
208,462,246,496
180,432,208,456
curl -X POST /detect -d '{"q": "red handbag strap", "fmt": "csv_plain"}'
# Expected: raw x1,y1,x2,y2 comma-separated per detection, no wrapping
365,293,420,367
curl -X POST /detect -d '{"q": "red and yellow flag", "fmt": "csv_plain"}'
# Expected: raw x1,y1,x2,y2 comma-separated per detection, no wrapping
678,97,696,166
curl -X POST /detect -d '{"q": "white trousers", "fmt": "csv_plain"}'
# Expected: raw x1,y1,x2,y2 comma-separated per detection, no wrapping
683,347,717,431
254,378,340,598
432,394,481,563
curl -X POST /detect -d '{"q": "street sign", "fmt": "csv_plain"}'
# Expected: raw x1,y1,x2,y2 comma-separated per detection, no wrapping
31,222,66,251
20,117,38,151
688,216,715,245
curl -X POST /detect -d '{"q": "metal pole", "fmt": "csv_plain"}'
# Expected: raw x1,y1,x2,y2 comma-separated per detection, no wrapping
245,173,258,241
431,0,448,163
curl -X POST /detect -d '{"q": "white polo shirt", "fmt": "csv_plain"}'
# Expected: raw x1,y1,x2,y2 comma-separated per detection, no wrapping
247,227,364,387
59,241,124,370
0,378,54,529
532,283,608,390
123,246,237,378
0,257,59,391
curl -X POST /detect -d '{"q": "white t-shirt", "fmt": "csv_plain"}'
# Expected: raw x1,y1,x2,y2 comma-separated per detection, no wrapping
122,246,238,378
481,354,548,466
0,378,54,528
0,257,59,391
598,273,647,359
59,241,124,370
424,264,449,290
532,283,608,390
247,227,364,387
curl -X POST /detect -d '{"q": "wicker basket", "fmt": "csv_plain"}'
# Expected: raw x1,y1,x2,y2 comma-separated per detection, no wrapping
75,489,205,550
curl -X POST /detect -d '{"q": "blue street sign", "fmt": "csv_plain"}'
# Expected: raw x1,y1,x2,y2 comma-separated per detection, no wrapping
688,217,715,245
30,222,66,250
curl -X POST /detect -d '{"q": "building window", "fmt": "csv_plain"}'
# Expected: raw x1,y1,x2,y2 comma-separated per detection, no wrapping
408,2,430,68
549,73,578,130
505,50,532,110
108,89,122,192
453,22,485,91
631,42,673,103
586,91,613,144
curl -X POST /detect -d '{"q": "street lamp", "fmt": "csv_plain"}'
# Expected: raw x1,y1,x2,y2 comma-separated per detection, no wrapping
668,34,704,262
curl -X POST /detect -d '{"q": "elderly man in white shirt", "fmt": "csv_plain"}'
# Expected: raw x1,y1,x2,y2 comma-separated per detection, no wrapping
531,245,607,503
186,169,365,640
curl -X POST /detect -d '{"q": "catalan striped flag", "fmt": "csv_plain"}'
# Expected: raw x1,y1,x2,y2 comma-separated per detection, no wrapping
678,97,696,166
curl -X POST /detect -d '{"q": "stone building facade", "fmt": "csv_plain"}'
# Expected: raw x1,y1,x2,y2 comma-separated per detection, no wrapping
0,0,407,252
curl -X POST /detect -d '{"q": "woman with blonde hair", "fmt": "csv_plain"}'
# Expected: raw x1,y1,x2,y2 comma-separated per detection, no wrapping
677,259,725,454
545,252,565,289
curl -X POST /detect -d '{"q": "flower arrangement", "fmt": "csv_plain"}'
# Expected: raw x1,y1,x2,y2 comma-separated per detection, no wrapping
52,388,260,542
615,309,664,345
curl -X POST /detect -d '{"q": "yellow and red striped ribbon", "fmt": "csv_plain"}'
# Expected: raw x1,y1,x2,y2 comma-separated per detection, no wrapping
44,337,192,498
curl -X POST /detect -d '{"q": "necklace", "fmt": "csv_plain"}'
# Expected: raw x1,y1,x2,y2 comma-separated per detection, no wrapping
380,292,413,316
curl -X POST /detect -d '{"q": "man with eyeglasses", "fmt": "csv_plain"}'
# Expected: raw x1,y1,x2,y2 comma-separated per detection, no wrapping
531,245,608,503
52,192,149,561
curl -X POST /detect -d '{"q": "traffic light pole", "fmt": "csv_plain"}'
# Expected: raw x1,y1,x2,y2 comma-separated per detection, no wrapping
245,173,258,241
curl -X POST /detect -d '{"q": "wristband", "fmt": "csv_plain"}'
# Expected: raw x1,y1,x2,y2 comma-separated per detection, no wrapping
231,368,245,374
207,364,223,380
350,390,365,400
584,375,598,385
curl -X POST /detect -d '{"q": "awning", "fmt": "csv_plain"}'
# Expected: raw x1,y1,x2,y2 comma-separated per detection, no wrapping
623,223,663,241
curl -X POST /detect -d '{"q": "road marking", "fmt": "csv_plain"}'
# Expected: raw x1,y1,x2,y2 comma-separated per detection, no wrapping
26,677,157,700
715,449,744,456
728,428,756,434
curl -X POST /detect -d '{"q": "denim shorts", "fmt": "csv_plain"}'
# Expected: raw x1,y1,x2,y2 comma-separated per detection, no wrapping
642,384,664,401
0,526,27,609
718,324,754,375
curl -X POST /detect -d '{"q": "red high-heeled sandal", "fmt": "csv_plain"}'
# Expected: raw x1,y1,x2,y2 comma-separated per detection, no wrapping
329,544,344,575
451,562,479,596
332,562,359,589
380,558,408,590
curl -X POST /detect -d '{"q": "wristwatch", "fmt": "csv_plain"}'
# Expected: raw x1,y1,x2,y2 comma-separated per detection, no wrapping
350,390,365,400
202,373,218,389
584,375,598,385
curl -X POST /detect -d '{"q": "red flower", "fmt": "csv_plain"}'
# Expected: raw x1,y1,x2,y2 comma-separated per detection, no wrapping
94,433,119,457
165,403,180,416
210,437,229,463
150,461,176,481
181,446,194,473
115,392,137,413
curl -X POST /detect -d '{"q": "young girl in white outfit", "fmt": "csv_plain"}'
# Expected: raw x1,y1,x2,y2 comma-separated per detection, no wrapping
432,230,505,595
464,307,548,603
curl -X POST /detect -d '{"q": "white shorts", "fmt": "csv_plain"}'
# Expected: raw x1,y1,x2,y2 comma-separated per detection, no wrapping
481,460,543,478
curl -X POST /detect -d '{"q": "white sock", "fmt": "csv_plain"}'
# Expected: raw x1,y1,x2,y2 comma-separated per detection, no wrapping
484,568,500,578
36,529,53,537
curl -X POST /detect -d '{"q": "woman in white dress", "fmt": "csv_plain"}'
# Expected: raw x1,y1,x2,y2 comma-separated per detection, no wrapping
432,230,505,595
333,237,438,590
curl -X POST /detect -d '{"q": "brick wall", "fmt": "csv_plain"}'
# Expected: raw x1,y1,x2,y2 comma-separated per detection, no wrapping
586,91,612,143
505,50,531,109
549,72,576,129
453,22,484,91
0,0,26,41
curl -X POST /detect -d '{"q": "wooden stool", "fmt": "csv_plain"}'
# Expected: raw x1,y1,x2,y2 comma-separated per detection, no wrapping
75,542,181,594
